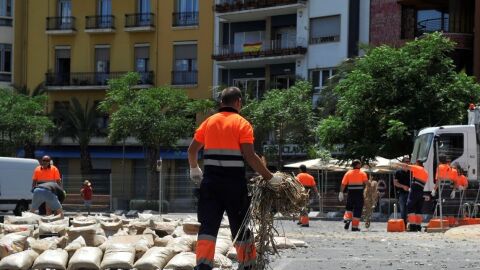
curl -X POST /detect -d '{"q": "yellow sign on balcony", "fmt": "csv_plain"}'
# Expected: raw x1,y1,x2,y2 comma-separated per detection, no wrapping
243,42,262,52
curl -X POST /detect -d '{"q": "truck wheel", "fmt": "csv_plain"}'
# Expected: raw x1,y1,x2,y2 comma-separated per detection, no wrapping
13,200,29,216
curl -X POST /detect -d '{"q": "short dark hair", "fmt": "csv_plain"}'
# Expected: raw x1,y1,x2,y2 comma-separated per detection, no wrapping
299,164,307,172
352,159,361,168
439,155,447,163
220,87,242,106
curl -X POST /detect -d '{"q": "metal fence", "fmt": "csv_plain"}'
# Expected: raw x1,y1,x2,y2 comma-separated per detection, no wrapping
85,15,115,30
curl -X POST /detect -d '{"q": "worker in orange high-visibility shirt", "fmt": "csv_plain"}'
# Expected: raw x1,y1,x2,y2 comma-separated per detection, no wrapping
296,164,319,227
32,155,62,215
431,155,452,198
339,159,368,231
188,87,280,270
405,160,429,232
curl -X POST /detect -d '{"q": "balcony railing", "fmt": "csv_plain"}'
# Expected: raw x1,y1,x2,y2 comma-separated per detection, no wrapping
86,15,115,30
416,18,449,36
45,71,154,87
125,13,155,28
171,70,198,85
215,0,306,13
172,12,199,27
212,39,307,61
46,16,76,31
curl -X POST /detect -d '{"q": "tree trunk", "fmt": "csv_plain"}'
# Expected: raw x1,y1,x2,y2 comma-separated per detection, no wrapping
277,123,284,170
23,142,36,159
146,146,159,200
79,143,93,178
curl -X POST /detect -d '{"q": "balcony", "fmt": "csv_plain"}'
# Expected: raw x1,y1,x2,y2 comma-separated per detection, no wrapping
172,12,199,27
213,39,306,68
171,70,198,86
85,15,115,33
215,0,306,22
125,13,155,32
45,71,154,89
46,16,76,35
416,18,473,50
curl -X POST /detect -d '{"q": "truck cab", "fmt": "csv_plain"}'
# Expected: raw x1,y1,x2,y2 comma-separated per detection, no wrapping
412,106,480,191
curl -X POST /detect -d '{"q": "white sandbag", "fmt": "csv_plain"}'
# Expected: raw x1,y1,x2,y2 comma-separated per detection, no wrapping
64,236,86,258
273,237,296,249
183,221,201,235
71,218,97,227
130,219,150,234
215,237,233,255
113,228,129,236
100,220,123,237
0,224,35,234
143,227,160,241
166,236,195,253
100,243,136,270
40,214,63,223
214,253,233,269
0,250,38,270
172,226,186,238
67,247,103,270
218,228,232,239
138,213,154,221
152,221,176,237
164,251,196,270
4,213,41,225
26,237,57,254
134,236,153,260
226,246,237,260
289,238,308,247
445,224,480,240
0,232,29,259
67,225,97,246
94,235,107,247
38,222,67,236
133,247,177,270
155,235,173,247
32,248,68,270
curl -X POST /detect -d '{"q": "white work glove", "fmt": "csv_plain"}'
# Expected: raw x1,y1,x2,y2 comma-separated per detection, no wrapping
189,167,203,186
267,173,283,190
450,190,456,199
431,189,436,197
458,186,465,191
338,192,344,202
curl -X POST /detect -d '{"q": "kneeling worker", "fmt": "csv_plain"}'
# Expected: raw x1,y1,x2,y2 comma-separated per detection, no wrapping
30,182,66,218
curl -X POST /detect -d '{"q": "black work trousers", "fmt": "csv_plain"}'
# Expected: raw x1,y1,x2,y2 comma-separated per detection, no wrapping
407,185,424,214
346,190,364,218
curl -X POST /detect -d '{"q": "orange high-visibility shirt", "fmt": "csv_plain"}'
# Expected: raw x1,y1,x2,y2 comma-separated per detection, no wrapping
436,164,451,181
457,175,468,188
297,173,316,188
341,169,368,189
449,168,459,186
409,165,428,183
32,165,61,183
194,107,254,168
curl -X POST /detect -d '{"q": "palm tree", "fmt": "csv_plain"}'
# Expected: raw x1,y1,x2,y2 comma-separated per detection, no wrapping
52,97,102,177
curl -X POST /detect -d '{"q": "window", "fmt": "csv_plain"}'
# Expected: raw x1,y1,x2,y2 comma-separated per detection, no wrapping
138,0,150,13
173,44,197,85
0,0,12,26
58,0,71,17
310,68,335,93
98,0,111,15
174,0,198,26
233,78,265,101
310,15,340,44
0,43,11,82
95,46,110,84
438,133,464,162
55,47,70,85
416,9,449,34
234,31,265,53
135,45,149,72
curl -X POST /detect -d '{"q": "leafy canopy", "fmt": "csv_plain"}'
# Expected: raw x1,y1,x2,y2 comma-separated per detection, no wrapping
317,32,480,159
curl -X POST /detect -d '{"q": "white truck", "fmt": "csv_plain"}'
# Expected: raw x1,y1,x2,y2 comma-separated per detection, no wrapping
411,105,480,191
0,157,39,215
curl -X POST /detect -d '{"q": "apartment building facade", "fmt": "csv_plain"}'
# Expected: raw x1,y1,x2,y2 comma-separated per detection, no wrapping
370,0,480,80
212,0,370,108
21,0,213,210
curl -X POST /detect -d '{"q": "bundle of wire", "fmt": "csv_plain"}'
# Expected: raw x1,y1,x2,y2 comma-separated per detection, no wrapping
233,172,308,270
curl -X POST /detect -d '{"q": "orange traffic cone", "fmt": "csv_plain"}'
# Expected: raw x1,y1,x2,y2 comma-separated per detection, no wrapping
387,204,405,232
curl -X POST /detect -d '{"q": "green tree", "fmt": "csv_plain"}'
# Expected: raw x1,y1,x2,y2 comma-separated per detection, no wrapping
99,72,214,199
0,88,53,157
317,32,480,160
51,97,102,177
243,81,315,169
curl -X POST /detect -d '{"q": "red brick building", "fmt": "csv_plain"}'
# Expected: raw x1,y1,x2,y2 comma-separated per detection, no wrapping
370,0,480,80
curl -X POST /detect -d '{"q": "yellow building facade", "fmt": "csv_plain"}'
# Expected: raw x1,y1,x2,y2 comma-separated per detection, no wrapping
19,0,214,211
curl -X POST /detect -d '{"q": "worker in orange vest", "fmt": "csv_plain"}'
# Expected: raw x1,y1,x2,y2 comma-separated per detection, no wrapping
188,87,280,270
431,155,452,198
296,164,319,227
31,155,62,215
405,160,429,232
454,164,468,190
338,159,368,231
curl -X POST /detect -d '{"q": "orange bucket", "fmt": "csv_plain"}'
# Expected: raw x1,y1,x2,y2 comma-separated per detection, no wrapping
472,218,480,224
458,217,474,226
427,218,449,229
387,219,405,232
446,216,457,227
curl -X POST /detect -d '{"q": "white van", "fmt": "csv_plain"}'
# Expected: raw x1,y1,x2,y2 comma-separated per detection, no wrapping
0,157,39,215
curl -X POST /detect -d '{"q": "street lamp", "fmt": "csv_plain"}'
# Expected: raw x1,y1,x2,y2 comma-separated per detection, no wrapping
156,158,163,214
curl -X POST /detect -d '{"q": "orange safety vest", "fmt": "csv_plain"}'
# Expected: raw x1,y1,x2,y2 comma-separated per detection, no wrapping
341,169,368,190
409,165,428,187
194,107,254,169
297,173,316,188
435,164,451,182
32,165,61,184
